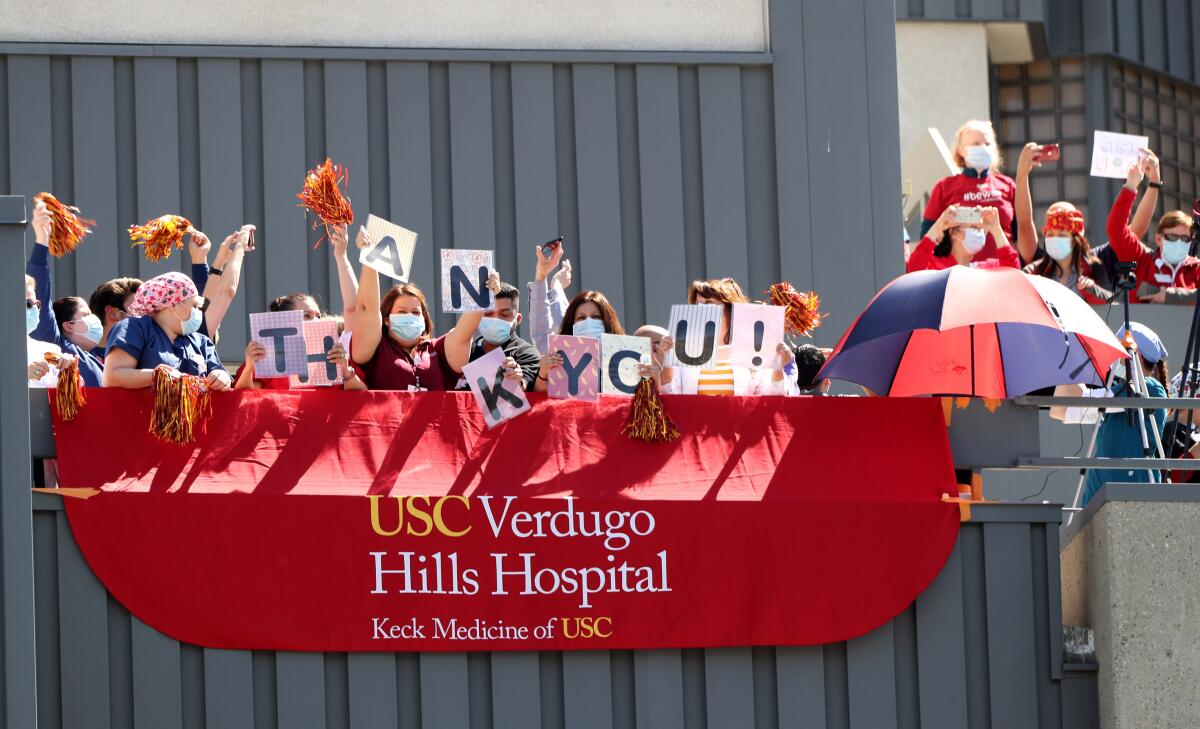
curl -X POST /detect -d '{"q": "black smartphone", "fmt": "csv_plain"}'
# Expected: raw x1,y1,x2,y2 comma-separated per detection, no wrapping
541,235,564,258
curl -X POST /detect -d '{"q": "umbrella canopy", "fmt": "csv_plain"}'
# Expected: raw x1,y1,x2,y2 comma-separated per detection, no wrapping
820,267,1127,397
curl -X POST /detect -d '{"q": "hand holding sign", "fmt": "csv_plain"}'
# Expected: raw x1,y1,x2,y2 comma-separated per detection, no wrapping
249,310,307,377
442,249,495,313
289,318,343,387
663,304,723,369
463,347,530,427
601,334,651,396
359,215,417,282
547,334,600,401
730,303,785,369
1091,130,1149,179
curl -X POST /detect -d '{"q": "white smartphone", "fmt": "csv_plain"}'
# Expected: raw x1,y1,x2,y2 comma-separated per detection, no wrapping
953,207,983,225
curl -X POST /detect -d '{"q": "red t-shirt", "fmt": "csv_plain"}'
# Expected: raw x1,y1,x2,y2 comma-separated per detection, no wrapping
233,362,291,390
232,362,364,390
906,236,1021,272
362,334,459,391
922,171,1017,263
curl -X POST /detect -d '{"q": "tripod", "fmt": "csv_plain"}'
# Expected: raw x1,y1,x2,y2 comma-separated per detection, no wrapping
1162,199,1200,451
1066,264,1168,525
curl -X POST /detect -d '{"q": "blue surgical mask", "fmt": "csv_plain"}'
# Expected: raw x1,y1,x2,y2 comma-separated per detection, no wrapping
177,306,203,336
25,303,39,335
571,317,605,338
964,145,995,172
389,313,425,342
1111,360,1127,382
1162,239,1190,266
962,228,987,254
478,317,513,345
1045,236,1073,261
80,314,104,346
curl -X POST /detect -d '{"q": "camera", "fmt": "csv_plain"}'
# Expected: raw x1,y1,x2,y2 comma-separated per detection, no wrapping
1115,261,1138,293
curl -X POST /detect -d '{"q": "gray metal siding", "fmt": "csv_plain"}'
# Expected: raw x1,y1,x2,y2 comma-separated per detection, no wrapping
28,496,1094,729
897,0,1046,21
1,2,903,356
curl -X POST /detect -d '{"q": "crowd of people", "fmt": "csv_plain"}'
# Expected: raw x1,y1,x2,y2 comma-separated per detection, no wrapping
24,203,828,399
21,117,1200,461
906,119,1200,310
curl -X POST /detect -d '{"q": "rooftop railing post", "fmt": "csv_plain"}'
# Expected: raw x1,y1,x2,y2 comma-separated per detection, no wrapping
0,195,37,727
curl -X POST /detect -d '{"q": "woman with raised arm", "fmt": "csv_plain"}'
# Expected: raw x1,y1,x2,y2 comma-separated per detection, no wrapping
347,227,486,390
531,289,625,393
1014,142,1117,302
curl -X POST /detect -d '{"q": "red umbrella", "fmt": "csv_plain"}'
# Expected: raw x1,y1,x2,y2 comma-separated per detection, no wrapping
820,266,1126,397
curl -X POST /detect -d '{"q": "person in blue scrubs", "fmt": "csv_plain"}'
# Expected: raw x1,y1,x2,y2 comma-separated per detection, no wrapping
1082,323,1170,506
102,271,232,391
25,200,105,387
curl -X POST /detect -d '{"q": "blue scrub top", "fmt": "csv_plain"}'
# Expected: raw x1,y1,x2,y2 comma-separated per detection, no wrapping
1082,378,1168,506
106,315,225,378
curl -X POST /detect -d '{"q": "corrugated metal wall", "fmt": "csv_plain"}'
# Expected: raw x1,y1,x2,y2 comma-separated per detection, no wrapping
901,0,1200,89
28,494,1094,729
0,0,905,362
896,0,1046,22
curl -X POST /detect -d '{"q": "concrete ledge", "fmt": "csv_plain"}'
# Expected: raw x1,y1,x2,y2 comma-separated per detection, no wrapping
1061,486,1200,728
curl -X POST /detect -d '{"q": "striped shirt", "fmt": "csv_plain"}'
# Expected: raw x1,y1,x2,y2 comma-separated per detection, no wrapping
697,347,735,396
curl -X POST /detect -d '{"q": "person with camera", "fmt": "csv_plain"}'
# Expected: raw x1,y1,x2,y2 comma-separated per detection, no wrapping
1107,150,1200,303
906,204,1020,272
920,120,1017,265
1014,143,1115,302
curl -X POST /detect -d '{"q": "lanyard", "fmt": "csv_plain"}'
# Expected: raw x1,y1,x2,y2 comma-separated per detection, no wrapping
403,344,428,392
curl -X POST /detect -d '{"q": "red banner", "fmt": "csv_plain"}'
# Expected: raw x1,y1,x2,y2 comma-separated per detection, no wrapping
51,390,960,651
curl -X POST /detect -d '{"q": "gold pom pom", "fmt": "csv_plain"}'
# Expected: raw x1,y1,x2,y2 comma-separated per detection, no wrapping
129,215,193,262
622,379,681,443
149,366,212,445
36,193,95,258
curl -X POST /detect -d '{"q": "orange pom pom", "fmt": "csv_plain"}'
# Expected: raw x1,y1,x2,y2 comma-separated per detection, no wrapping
35,193,95,258
44,352,86,421
149,366,212,445
767,282,826,338
296,158,354,248
622,379,681,443
129,215,193,262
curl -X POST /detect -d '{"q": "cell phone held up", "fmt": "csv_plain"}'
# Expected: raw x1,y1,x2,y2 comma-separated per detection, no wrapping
541,235,564,258
1035,144,1061,162
953,207,983,226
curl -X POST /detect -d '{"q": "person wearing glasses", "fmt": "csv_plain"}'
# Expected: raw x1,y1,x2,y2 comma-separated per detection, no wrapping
1107,149,1200,303
101,271,231,390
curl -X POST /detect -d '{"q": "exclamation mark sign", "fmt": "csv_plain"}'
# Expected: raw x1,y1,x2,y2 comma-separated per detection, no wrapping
752,321,765,366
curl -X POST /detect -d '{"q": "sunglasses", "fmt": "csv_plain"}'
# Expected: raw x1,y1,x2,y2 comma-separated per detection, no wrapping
25,298,39,310
1163,234,1190,243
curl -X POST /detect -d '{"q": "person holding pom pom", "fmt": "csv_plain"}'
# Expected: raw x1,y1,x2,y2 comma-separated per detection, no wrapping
25,199,104,386
102,272,231,391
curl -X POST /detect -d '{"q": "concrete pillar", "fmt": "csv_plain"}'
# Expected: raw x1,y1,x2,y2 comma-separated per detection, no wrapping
1061,486,1200,729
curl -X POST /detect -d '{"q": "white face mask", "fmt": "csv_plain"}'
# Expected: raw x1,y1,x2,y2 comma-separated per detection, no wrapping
1045,236,1073,261
962,228,987,254
1162,238,1190,266
964,145,995,172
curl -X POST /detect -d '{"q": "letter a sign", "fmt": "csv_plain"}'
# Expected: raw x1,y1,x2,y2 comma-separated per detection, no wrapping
360,214,418,282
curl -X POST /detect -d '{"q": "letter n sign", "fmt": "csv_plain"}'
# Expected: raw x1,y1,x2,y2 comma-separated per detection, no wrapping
441,249,494,313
